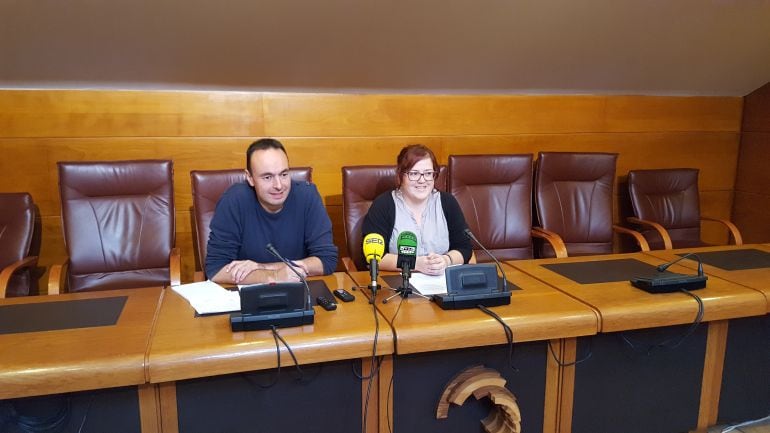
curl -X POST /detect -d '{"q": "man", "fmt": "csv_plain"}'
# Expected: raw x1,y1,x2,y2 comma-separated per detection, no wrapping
206,138,338,284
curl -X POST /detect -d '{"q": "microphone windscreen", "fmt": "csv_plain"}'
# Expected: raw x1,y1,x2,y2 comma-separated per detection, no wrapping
363,233,385,262
396,231,418,257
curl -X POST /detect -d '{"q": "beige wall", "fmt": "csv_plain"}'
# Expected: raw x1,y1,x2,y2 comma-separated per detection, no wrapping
0,90,742,285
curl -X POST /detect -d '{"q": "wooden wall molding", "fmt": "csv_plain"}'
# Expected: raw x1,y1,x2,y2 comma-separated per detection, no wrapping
0,90,743,284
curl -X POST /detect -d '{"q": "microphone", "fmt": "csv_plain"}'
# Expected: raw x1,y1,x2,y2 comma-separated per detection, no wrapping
656,252,704,277
266,243,312,310
363,233,385,302
396,231,418,279
464,228,508,292
631,252,707,293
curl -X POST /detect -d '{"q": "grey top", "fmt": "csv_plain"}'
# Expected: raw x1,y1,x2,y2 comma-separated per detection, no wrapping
389,189,450,255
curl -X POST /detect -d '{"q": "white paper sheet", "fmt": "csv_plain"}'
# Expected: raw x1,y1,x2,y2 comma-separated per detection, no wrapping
409,272,448,295
171,280,240,315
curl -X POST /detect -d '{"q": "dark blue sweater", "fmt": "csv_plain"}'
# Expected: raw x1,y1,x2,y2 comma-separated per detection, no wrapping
205,181,338,279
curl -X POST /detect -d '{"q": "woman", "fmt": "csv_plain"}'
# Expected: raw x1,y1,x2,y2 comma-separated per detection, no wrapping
362,144,472,275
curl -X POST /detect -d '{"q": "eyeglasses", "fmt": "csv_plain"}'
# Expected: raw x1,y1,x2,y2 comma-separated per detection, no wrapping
404,170,438,182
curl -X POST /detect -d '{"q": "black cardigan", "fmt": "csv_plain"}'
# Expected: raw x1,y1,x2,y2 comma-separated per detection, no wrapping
361,190,473,263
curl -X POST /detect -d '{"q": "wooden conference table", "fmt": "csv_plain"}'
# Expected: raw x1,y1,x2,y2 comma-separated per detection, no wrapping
348,267,598,433
0,273,393,433
510,251,767,433
0,287,163,433
644,244,770,427
145,272,393,433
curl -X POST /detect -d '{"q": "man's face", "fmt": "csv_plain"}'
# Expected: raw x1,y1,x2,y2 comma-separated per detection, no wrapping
246,148,291,213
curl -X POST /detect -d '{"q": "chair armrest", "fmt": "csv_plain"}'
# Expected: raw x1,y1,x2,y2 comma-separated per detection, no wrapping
341,256,358,273
701,217,743,246
193,270,205,282
47,260,69,295
169,248,181,286
612,225,650,252
531,227,568,258
627,217,673,250
0,256,39,298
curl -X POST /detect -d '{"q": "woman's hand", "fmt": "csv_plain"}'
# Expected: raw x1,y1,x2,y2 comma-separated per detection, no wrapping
415,252,449,276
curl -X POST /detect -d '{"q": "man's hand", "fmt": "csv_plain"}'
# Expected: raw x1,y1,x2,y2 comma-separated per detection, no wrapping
223,260,262,283
277,262,307,282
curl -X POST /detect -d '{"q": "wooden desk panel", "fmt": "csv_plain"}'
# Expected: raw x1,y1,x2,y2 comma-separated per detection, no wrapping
147,273,394,383
347,268,598,355
511,253,766,333
0,287,163,399
644,244,770,425
644,244,770,312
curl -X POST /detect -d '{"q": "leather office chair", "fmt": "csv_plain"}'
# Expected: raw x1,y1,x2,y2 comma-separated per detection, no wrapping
190,167,313,281
0,193,39,298
448,154,566,261
49,160,180,294
341,165,447,272
627,168,742,250
534,152,648,258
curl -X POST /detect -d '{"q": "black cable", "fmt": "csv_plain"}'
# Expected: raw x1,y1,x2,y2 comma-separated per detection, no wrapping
271,326,304,380
477,304,518,372
359,290,382,433
546,338,593,367
383,297,406,433
75,395,94,433
244,328,282,388
620,289,705,355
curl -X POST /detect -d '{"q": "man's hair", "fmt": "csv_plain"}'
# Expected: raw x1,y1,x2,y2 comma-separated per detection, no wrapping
246,138,288,173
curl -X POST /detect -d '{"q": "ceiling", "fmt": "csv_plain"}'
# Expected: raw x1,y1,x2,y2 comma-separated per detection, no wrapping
2,0,770,96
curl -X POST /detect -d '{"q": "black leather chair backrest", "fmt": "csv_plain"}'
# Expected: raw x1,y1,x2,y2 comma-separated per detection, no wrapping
448,154,534,262
534,152,618,257
58,160,175,292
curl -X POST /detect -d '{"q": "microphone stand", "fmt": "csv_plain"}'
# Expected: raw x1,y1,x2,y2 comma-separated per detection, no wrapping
656,252,704,277
368,257,379,304
383,259,428,303
464,229,509,293
266,243,312,312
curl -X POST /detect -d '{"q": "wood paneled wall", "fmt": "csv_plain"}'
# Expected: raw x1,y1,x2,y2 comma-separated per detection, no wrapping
0,90,742,286
734,82,770,243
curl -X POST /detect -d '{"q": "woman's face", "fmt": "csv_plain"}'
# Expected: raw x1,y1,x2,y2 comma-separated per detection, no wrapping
400,157,436,203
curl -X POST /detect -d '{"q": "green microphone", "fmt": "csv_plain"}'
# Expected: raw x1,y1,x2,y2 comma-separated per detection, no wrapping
396,231,417,275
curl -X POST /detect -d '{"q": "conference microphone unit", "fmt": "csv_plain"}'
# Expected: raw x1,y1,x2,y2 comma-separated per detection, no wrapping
433,228,511,310
229,244,315,331
630,253,707,294
362,233,385,303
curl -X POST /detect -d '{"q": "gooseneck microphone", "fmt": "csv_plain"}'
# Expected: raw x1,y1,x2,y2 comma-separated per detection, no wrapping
464,228,508,292
362,233,385,303
266,243,312,310
631,252,707,293
656,252,704,277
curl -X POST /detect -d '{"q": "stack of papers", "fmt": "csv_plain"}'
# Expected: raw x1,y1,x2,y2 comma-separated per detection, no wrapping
409,272,448,295
171,280,241,315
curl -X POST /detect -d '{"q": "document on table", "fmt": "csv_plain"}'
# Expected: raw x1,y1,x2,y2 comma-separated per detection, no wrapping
171,280,241,315
410,272,448,295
